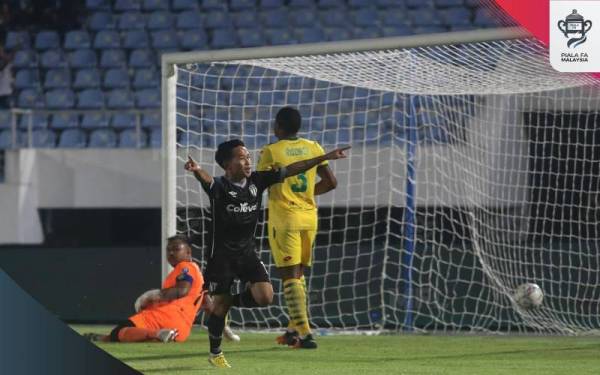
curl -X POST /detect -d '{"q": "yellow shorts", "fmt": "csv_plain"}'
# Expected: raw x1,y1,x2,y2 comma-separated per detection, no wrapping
268,226,316,267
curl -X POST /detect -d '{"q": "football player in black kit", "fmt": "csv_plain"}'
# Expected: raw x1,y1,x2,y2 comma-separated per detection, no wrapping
184,139,350,368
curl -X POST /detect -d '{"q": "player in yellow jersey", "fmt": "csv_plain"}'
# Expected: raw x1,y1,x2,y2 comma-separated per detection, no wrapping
258,107,340,349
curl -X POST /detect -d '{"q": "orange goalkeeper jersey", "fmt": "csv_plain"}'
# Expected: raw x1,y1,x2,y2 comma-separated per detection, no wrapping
162,261,204,326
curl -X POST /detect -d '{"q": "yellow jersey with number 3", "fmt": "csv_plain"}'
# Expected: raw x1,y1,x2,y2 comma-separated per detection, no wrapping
257,138,328,230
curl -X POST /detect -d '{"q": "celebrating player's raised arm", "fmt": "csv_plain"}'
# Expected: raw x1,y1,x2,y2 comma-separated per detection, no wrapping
283,146,350,178
184,155,213,186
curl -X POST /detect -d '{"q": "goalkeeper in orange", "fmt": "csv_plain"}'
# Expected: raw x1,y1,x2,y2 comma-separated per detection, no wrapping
84,235,207,343
258,106,340,349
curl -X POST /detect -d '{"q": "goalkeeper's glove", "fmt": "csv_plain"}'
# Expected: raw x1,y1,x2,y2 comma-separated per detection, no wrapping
134,289,161,312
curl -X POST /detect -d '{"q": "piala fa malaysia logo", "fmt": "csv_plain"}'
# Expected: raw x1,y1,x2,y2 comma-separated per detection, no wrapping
558,9,592,63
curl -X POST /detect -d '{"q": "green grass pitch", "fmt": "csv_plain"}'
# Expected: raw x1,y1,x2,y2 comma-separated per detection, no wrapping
73,325,600,374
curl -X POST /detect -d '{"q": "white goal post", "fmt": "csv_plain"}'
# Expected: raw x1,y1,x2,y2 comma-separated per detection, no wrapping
162,27,600,334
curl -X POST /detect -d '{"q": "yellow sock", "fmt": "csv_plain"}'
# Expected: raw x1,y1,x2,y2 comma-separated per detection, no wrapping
286,275,307,332
283,278,310,337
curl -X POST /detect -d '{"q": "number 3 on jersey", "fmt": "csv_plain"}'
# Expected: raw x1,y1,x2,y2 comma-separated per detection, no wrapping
290,172,308,192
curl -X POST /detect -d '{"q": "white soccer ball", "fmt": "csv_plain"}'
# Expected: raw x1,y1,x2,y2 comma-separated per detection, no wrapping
514,283,544,309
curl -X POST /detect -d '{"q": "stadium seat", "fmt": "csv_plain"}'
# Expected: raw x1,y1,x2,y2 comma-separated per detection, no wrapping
288,0,315,8
103,68,130,89
464,0,480,6
265,28,296,45
135,89,160,108
406,0,435,7
380,9,413,27
441,7,472,26
89,12,116,30
143,0,169,10
319,10,348,27
354,8,379,27
176,11,204,29
290,9,315,27
0,111,11,129
211,29,238,49
436,0,464,7
260,9,288,28
474,8,498,27
94,30,121,49
45,89,76,109
348,0,371,8
81,113,109,128
40,50,68,68
118,12,146,30
115,0,142,11
413,25,447,34
73,69,101,89
294,28,324,43
202,0,227,10
19,113,49,129
151,30,179,49
5,31,31,50
147,11,174,29
100,49,127,68
142,112,160,128
34,31,60,50
318,0,345,8
172,0,198,10
381,26,413,37
123,30,150,48
204,11,233,29
129,49,155,68
18,89,45,108
13,50,39,68
233,11,259,28
64,30,91,49
44,69,71,89
85,0,111,10
409,9,443,26
375,0,405,7
237,29,266,48
107,90,135,109
133,69,159,88
77,89,105,109
179,29,209,50
110,112,137,128
51,113,79,129
0,130,20,149
260,0,285,8
119,129,148,148
30,129,57,148
58,129,87,148
352,27,381,39
230,0,255,11
89,128,117,148
69,49,97,68
149,128,161,147
323,27,352,41
15,69,40,89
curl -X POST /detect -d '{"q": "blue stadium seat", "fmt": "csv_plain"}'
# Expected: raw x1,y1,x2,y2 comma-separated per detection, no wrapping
354,8,379,27
290,9,315,27
381,9,413,27
204,11,233,29
260,0,285,8
5,31,31,50
436,0,464,7
89,128,117,148
45,89,76,109
352,27,380,39
179,29,209,50
265,28,296,45
89,12,116,30
176,11,204,29
382,26,413,37
318,0,345,8
172,0,198,10
149,128,161,147
406,0,435,7
30,129,57,148
129,49,155,68
115,0,142,11
376,0,405,7
19,113,49,129
288,0,315,8
58,129,87,148
81,113,109,128
94,30,121,48
100,49,127,68
233,11,259,28
474,8,498,27
13,50,39,68
123,30,149,48
0,130,21,149
40,50,68,68
348,0,371,8
118,12,146,30
413,25,447,34
464,0,479,6
69,49,97,68
147,11,174,29
107,90,135,109
135,89,160,108
18,89,45,108
103,68,130,89
77,89,105,109
44,69,71,89
323,27,352,41
133,69,159,88
119,129,148,148
230,0,255,11
64,30,91,49
73,68,100,89
409,9,443,26
111,112,137,128
0,111,11,129
441,7,472,26
151,30,179,49
260,9,288,28
211,29,238,49
51,113,79,129
142,112,160,128
34,31,60,50
143,0,169,10
319,10,348,27
202,0,227,10
15,69,40,89
294,28,324,43
85,0,111,10
238,29,266,47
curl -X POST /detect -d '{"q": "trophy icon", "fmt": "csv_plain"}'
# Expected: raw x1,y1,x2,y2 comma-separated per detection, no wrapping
558,9,592,48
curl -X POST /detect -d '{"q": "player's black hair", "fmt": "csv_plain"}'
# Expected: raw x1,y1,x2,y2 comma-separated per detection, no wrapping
215,139,245,169
275,106,302,136
167,234,191,248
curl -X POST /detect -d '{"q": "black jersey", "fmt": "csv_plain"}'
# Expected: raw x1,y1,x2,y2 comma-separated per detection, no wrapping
201,169,286,257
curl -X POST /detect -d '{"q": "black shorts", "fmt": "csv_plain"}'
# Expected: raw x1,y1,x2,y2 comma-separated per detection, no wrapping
204,250,270,295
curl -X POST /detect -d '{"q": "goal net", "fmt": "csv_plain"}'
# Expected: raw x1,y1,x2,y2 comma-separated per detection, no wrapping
164,30,600,334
